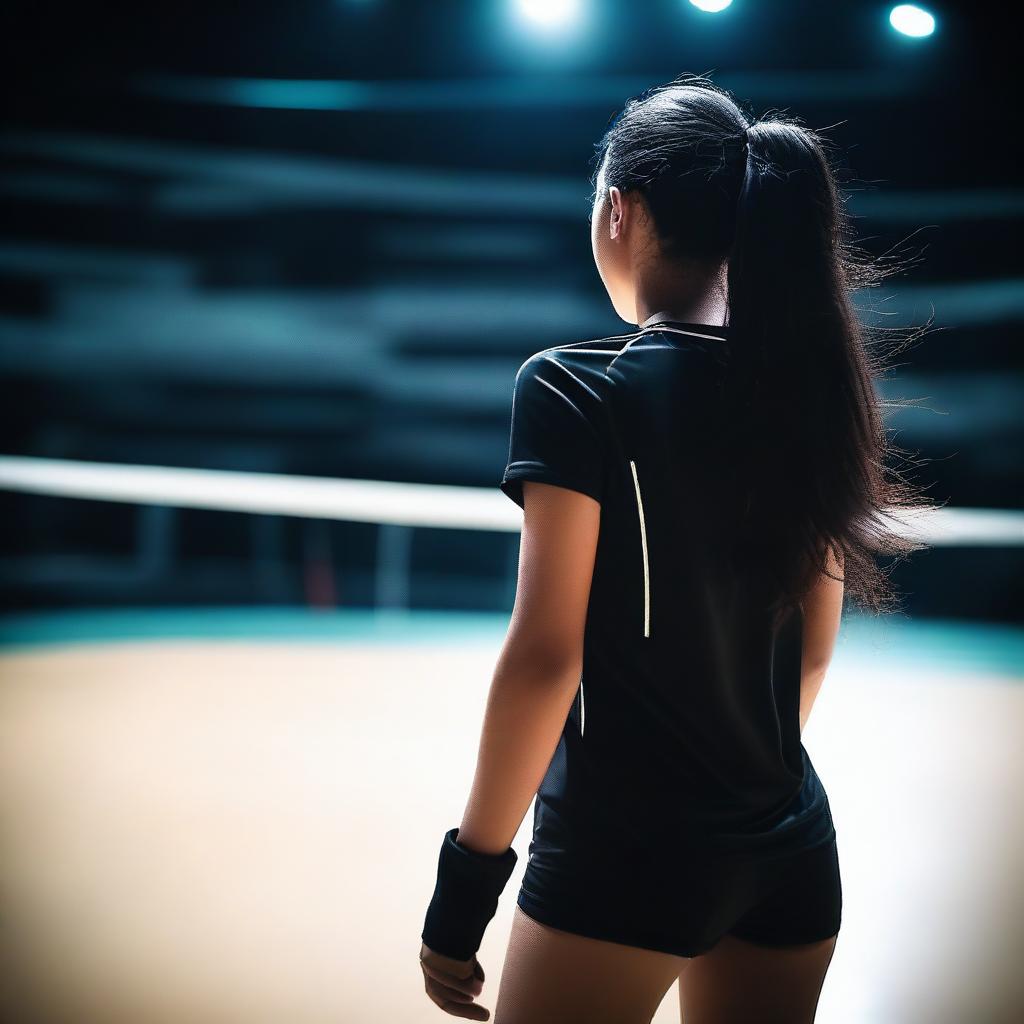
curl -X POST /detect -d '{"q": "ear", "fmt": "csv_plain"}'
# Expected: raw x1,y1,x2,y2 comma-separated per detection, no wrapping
607,185,625,239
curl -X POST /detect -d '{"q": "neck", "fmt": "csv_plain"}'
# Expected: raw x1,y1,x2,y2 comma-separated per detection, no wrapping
634,263,729,328
639,305,727,329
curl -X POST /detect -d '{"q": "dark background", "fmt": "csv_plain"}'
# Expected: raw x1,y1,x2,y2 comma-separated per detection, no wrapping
1,1,1020,621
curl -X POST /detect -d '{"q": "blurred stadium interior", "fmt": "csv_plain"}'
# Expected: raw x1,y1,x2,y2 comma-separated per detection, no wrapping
0,3,1022,1023
0,2,1020,623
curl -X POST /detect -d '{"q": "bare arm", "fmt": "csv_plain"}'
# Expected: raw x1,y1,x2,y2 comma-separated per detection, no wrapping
798,545,844,734
454,479,601,856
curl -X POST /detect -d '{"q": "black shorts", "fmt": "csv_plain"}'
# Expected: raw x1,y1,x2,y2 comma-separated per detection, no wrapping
516,835,843,958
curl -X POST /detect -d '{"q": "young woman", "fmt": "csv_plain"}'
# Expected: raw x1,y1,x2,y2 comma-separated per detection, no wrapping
419,74,933,1023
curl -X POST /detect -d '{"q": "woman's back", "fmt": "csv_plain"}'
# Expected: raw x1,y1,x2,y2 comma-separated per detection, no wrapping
499,319,837,881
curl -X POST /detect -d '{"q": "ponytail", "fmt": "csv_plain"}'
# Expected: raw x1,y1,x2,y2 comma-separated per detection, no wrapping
593,75,939,619
721,115,937,619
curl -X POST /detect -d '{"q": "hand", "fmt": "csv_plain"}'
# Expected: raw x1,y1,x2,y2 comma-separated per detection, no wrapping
419,940,490,1020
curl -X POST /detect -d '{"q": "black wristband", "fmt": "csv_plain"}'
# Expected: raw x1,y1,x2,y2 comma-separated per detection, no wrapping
421,827,518,961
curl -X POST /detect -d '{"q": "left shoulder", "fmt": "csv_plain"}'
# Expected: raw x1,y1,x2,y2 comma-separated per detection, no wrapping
514,335,630,402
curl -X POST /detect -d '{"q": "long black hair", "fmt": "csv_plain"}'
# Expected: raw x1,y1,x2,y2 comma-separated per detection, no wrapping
591,73,940,620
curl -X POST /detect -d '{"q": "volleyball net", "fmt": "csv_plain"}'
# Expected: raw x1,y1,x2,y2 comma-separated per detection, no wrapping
2,455,1021,542
1,455,1021,614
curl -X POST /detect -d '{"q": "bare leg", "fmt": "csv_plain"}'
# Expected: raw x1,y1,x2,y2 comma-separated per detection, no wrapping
493,905,694,1024
678,931,839,1024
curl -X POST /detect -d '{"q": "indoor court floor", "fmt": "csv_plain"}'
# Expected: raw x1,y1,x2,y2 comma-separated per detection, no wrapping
0,608,1021,1023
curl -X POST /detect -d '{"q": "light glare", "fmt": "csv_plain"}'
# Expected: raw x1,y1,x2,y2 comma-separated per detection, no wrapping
689,0,734,12
889,4,936,37
515,0,580,29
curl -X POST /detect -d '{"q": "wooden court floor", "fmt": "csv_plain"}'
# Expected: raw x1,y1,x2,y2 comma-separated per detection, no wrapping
0,613,1021,1023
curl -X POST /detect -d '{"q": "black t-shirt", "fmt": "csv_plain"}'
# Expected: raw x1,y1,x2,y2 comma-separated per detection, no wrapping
499,320,836,868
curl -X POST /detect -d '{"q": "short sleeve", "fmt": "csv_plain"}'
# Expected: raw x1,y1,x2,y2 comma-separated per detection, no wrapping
499,351,605,510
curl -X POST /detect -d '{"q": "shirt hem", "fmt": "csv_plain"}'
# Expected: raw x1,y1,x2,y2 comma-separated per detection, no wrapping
500,464,604,508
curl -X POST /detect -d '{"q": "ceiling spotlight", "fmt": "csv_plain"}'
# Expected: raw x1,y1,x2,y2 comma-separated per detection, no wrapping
689,0,734,12
515,0,582,30
889,4,936,38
